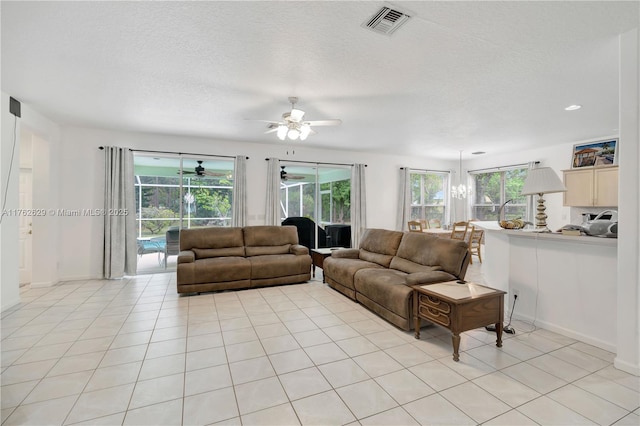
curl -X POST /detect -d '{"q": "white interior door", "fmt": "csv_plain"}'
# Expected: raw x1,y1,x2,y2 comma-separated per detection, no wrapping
19,169,33,285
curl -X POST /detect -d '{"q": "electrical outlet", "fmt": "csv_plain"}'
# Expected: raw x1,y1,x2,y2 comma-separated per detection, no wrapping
513,288,520,298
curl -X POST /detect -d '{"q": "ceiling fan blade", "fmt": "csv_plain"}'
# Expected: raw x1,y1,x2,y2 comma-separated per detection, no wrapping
264,128,279,134
203,171,229,177
246,119,281,125
290,109,305,122
305,119,342,126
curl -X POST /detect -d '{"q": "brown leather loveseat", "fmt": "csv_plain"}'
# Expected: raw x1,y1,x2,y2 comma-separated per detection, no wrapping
323,228,470,330
177,226,311,294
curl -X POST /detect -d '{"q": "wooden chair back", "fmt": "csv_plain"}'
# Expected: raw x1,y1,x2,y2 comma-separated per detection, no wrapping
408,221,423,232
468,226,484,264
428,218,442,229
450,221,469,241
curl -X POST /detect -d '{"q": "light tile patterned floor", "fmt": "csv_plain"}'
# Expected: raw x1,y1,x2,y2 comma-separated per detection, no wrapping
1,263,639,425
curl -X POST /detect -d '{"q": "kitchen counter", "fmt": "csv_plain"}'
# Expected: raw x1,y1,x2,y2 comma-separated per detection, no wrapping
473,223,617,352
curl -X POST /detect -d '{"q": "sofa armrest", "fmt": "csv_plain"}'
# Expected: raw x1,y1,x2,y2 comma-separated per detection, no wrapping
405,270,455,286
178,250,195,264
290,244,309,256
331,248,359,259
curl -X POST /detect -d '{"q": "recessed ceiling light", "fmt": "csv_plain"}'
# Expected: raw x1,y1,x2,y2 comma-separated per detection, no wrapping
472,151,486,155
564,105,582,111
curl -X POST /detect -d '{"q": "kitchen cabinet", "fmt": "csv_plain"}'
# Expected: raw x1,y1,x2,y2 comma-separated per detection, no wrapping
563,166,618,207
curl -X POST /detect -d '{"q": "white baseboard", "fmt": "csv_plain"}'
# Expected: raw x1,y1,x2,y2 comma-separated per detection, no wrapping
2,296,22,312
513,313,616,353
614,358,640,376
58,274,102,282
30,280,57,288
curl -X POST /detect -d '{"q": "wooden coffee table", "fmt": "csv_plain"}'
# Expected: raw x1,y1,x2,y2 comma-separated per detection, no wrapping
413,281,505,361
310,248,339,282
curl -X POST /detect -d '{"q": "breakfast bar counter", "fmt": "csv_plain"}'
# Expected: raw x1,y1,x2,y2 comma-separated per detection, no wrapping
475,224,617,352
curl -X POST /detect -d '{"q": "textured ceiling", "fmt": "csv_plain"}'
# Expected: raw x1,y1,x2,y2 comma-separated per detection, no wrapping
1,1,638,160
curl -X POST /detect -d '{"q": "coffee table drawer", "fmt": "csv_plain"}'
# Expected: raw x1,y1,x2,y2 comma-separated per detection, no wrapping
419,294,451,314
417,304,450,327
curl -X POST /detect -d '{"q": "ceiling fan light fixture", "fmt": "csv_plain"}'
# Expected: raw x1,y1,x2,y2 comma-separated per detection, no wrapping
277,125,288,140
288,128,300,140
299,124,311,140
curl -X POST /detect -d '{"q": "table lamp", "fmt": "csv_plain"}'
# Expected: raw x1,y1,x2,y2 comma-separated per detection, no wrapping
520,167,567,232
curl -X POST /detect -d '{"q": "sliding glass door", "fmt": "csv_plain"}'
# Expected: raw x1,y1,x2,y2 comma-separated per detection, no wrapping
133,154,234,273
280,163,351,248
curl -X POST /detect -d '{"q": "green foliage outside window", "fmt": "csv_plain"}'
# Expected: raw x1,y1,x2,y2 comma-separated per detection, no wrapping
472,168,528,221
410,172,447,222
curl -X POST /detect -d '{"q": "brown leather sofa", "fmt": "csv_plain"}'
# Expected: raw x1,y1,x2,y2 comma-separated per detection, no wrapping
177,226,311,294
323,228,470,330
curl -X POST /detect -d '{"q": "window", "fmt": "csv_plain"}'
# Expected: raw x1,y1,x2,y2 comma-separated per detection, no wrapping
471,167,528,221
133,155,234,273
410,171,449,224
280,165,351,224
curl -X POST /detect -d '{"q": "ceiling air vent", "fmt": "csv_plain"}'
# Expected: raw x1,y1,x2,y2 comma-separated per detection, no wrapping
363,5,411,36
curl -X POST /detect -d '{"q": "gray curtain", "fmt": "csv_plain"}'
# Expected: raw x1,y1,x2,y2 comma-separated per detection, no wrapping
396,167,411,231
103,146,136,278
351,163,367,247
525,161,538,223
232,155,247,227
265,158,280,225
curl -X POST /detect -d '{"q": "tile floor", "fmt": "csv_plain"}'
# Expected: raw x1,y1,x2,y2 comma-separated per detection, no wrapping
1,261,638,425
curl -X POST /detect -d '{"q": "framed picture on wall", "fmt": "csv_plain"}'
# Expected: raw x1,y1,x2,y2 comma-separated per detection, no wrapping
571,139,618,168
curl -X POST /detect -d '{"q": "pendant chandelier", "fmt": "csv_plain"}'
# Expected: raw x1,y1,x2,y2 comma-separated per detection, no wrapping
451,150,472,199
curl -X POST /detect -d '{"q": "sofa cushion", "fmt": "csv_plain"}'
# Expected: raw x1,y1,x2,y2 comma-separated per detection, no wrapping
249,254,310,279
389,257,442,274
180,227,244,251
358,228,404,267
246,244,291,257
395,232,469,277
323,257,383,291
354,268,414,319
244,226,299,256
192,247,245,259
189,257,251,284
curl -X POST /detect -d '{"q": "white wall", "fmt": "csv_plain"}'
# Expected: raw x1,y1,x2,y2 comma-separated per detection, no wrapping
1,92,61,310
57,126,458,280
616,28,639,375
1,93,21,310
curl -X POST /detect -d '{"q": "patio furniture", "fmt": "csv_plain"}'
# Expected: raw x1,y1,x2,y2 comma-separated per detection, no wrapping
164,226,180,268
282,217,330,250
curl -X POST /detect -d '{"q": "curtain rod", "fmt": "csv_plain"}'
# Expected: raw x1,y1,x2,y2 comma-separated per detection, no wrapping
468,161,538,173
98,147,248,159
400,167,450,174
265,158,366,167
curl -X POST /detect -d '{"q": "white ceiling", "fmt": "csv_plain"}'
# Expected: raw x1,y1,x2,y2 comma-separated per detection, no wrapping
2,1,638,160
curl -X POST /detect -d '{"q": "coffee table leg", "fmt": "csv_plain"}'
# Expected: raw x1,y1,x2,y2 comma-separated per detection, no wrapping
452,333,461,361
496,322,503,348
312,264,316,278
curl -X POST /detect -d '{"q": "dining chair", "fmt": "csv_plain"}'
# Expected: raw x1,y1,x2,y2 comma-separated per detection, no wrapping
408,220,423,232
450,221,469,241
468,226,484,264
420,219,428,230
428,218,441,229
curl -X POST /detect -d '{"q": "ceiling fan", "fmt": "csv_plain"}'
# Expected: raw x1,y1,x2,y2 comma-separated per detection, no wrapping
255,97,342,141
179,161,230,178
280,166,305,181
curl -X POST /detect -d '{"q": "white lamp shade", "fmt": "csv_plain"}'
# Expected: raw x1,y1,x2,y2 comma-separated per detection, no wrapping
276,125,288,140
299,124,311,140
521,167,567,195
287,128,300,140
